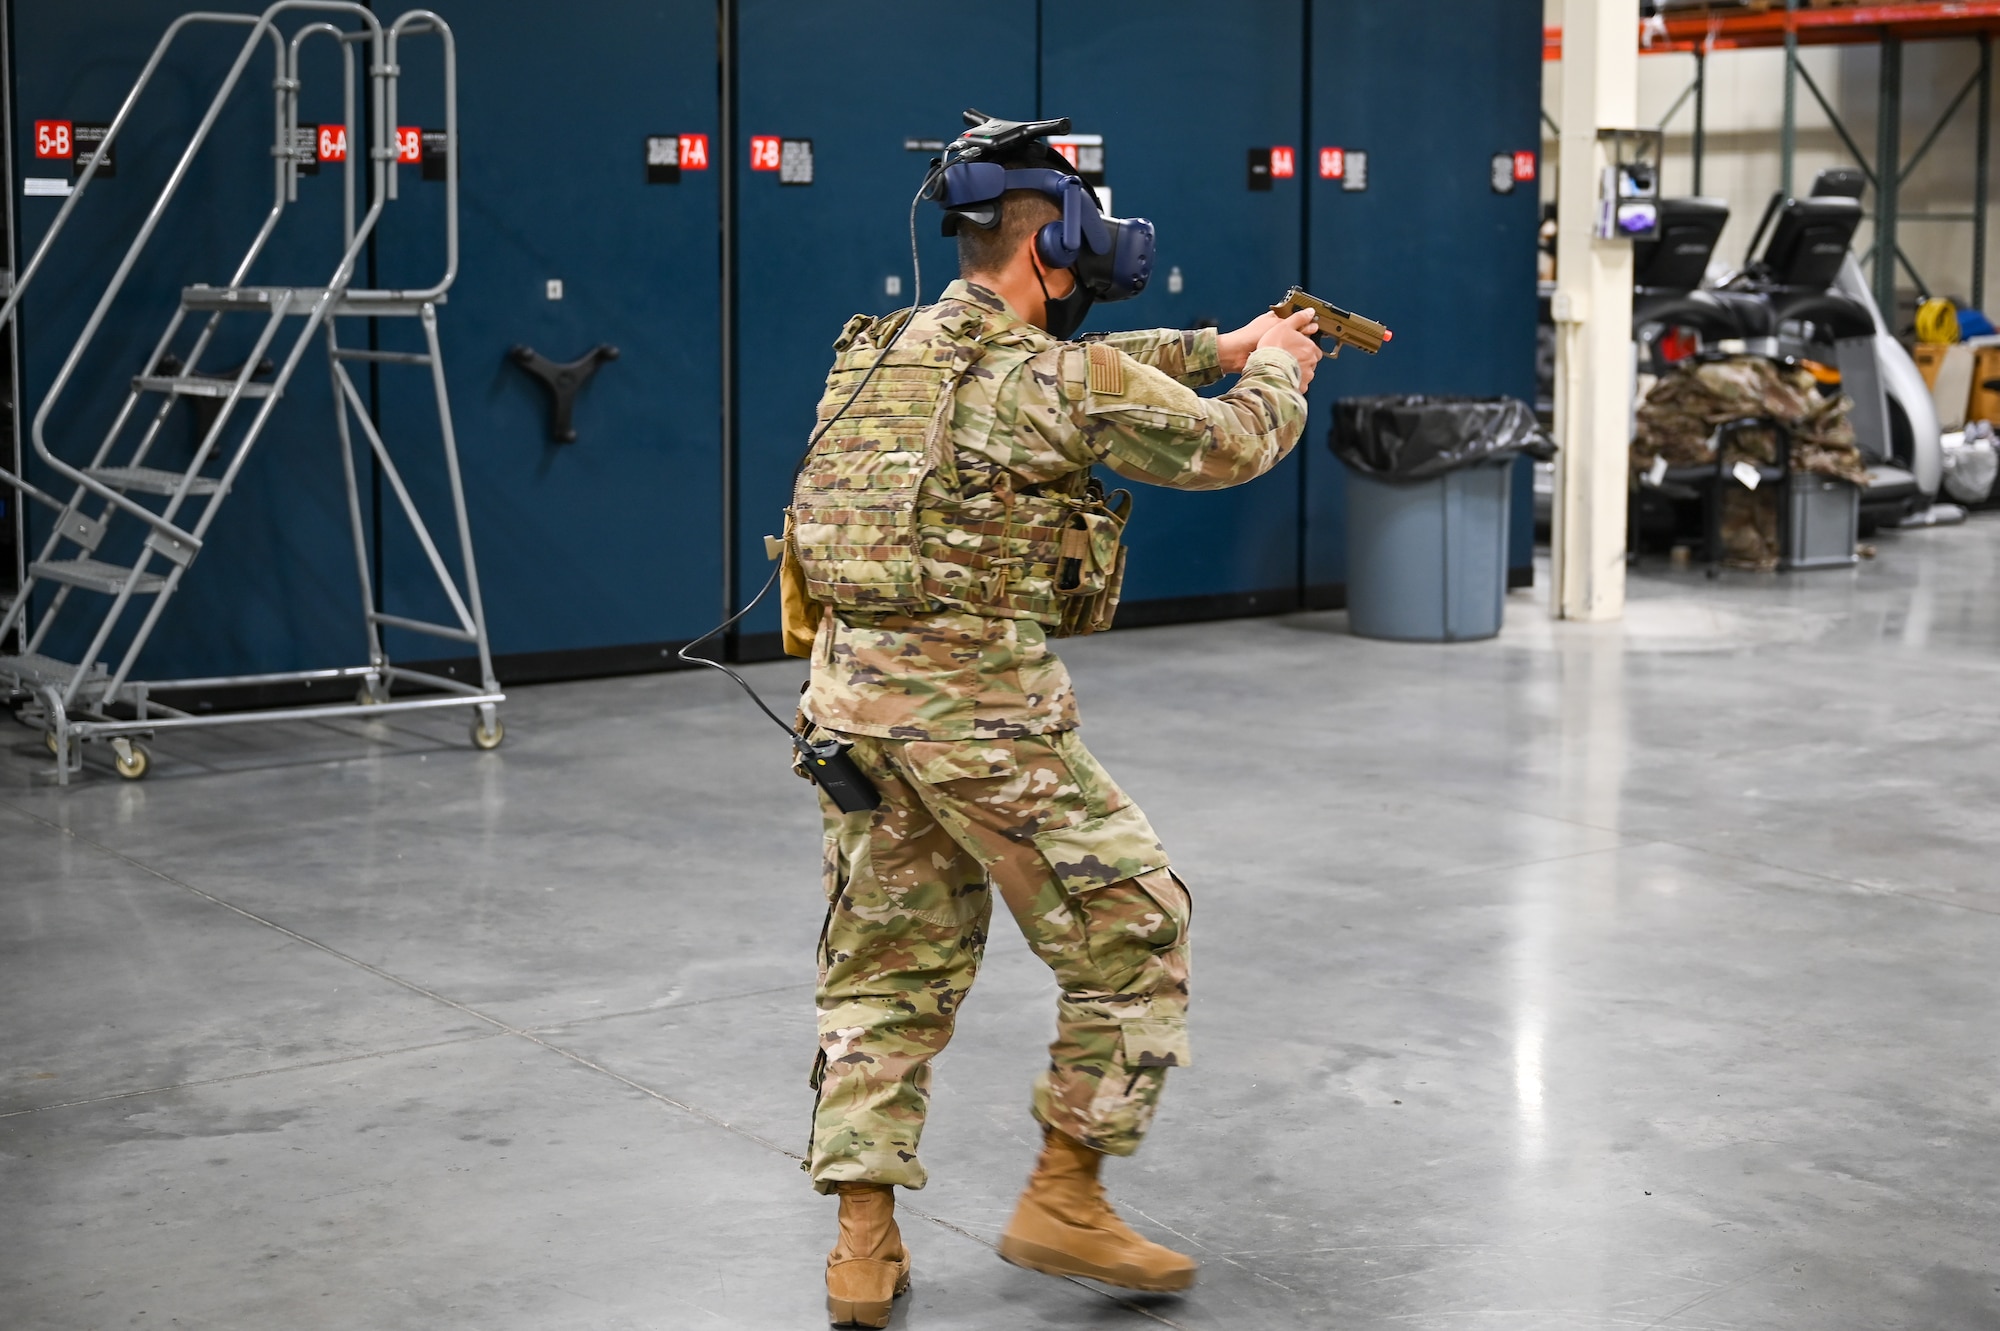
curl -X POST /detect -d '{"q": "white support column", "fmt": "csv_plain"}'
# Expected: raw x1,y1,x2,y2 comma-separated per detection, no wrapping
1552,0,1639,622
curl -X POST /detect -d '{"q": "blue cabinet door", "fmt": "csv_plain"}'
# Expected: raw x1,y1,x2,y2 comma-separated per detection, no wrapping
371,0,723,677
1041,0,1307,620
730,0,1038,651
1305,0,1544,596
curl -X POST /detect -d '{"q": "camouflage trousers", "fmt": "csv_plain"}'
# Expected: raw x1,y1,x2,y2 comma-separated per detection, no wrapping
807,727,1192,1194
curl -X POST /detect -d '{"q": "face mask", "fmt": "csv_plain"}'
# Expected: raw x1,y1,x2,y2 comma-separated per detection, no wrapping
1034,260,1096,340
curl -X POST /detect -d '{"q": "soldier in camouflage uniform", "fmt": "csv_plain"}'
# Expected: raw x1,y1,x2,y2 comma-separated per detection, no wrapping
795,132,1320,1326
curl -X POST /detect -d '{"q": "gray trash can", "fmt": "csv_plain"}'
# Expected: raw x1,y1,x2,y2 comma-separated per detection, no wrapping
1333,395,1553,644
1346,459,1514,642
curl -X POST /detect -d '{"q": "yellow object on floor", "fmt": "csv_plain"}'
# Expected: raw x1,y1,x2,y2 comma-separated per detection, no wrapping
1915,297,1961,346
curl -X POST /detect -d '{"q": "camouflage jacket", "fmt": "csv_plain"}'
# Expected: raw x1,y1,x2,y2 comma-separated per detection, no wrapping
806,279,1308,742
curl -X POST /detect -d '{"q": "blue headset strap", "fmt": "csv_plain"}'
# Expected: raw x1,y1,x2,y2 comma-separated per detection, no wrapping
939,163,1109,255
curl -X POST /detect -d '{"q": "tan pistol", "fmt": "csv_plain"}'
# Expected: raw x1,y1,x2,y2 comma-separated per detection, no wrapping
1269,287,1393,358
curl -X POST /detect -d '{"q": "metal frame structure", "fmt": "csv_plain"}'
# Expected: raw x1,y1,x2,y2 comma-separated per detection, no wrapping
1,5,22,656
0,3,501,784
1547,1,2000,318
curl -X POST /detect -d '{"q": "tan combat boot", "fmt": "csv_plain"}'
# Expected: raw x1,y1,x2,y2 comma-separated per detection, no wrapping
825,1181,911,1328
997,1128,1197,1292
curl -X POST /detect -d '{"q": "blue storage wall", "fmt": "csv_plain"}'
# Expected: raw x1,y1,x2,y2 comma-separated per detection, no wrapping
8,2,1546,689
1040,0,1307,622
729,0,1037,646
370,0,724,676
1305,0,1545,595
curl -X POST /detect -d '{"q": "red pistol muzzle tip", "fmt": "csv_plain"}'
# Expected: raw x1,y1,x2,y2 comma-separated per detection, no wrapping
1381,329,1394,342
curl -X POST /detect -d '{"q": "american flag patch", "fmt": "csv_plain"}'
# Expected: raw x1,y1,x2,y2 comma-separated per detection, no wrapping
1086,341,1124,396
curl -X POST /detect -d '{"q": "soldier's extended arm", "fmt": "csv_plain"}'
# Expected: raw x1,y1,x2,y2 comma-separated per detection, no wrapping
1061,343,1308,492
1083,328,1223,389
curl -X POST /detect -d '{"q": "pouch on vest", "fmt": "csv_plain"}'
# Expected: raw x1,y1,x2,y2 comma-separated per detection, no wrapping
776,512,818,659
1056,485,1132,638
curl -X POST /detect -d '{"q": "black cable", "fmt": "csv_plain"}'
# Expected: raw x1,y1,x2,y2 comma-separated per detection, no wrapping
675,166,945,735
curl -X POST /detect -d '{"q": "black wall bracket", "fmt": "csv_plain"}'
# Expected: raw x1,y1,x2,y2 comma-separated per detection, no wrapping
509,343,619,443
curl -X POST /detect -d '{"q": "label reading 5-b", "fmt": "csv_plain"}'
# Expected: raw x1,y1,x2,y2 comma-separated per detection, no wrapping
35,120,73,159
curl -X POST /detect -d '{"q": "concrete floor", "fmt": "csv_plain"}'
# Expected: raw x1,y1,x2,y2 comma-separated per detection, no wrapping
5,519,2000,1331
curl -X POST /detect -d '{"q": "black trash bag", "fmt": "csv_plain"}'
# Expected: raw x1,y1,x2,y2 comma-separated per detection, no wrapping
1332,395,1556,482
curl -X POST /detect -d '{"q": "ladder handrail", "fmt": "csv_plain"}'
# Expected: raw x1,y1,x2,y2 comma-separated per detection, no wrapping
286,24,358,246
20,2,382,547
366,11,458,301
0,11,270,515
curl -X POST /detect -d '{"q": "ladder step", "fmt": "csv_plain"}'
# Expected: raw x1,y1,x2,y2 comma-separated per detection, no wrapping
182,284,318,312
331,347,434,366
87,465,223,497
1,651,110,684
131,375,276,400
182,284,441,317
0,652,112,699
29,558,168,595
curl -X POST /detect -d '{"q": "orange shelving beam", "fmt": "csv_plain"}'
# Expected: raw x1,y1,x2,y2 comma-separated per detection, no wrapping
1545,1,2000,60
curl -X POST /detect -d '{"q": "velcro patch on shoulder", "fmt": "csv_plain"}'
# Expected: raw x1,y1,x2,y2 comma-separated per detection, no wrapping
1086,341,1125,396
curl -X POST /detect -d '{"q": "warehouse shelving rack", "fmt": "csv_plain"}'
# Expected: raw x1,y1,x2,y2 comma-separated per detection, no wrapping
0,2,502,784
1545,1,2000,317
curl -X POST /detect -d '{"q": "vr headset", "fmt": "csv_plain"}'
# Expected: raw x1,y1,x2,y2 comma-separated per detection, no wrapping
933,110,1154,308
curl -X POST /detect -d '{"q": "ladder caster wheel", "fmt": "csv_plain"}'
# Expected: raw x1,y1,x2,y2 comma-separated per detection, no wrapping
470,717,505,751
113,742,151,781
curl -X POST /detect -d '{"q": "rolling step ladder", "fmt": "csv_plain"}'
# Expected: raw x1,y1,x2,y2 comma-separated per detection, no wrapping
0,3,501,784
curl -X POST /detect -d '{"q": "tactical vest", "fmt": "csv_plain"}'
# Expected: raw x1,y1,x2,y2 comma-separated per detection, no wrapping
790,300,1129,636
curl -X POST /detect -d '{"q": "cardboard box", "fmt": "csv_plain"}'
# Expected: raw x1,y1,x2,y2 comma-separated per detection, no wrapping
1913,341,1946,390
1933,343,1974,431
1968,346,2000,425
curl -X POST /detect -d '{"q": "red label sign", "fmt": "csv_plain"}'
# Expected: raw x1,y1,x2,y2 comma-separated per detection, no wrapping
679,133,710,169
395,126,422,164
1051,141,1079,167
1513,150,1537,182
35,120,73,159
317,124,348,162
1269,146,1296,180
1319,146,1344,180
749,135,781,171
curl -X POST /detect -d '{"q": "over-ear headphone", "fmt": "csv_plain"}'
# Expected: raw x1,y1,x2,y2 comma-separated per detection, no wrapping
1033,175,1092,270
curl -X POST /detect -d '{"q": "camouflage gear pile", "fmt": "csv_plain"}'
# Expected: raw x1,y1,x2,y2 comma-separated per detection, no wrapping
806,279,1307,742
802,281,1306,1193
1632,356,1867,571
809,730,1191,1192
1632,356,1867,485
